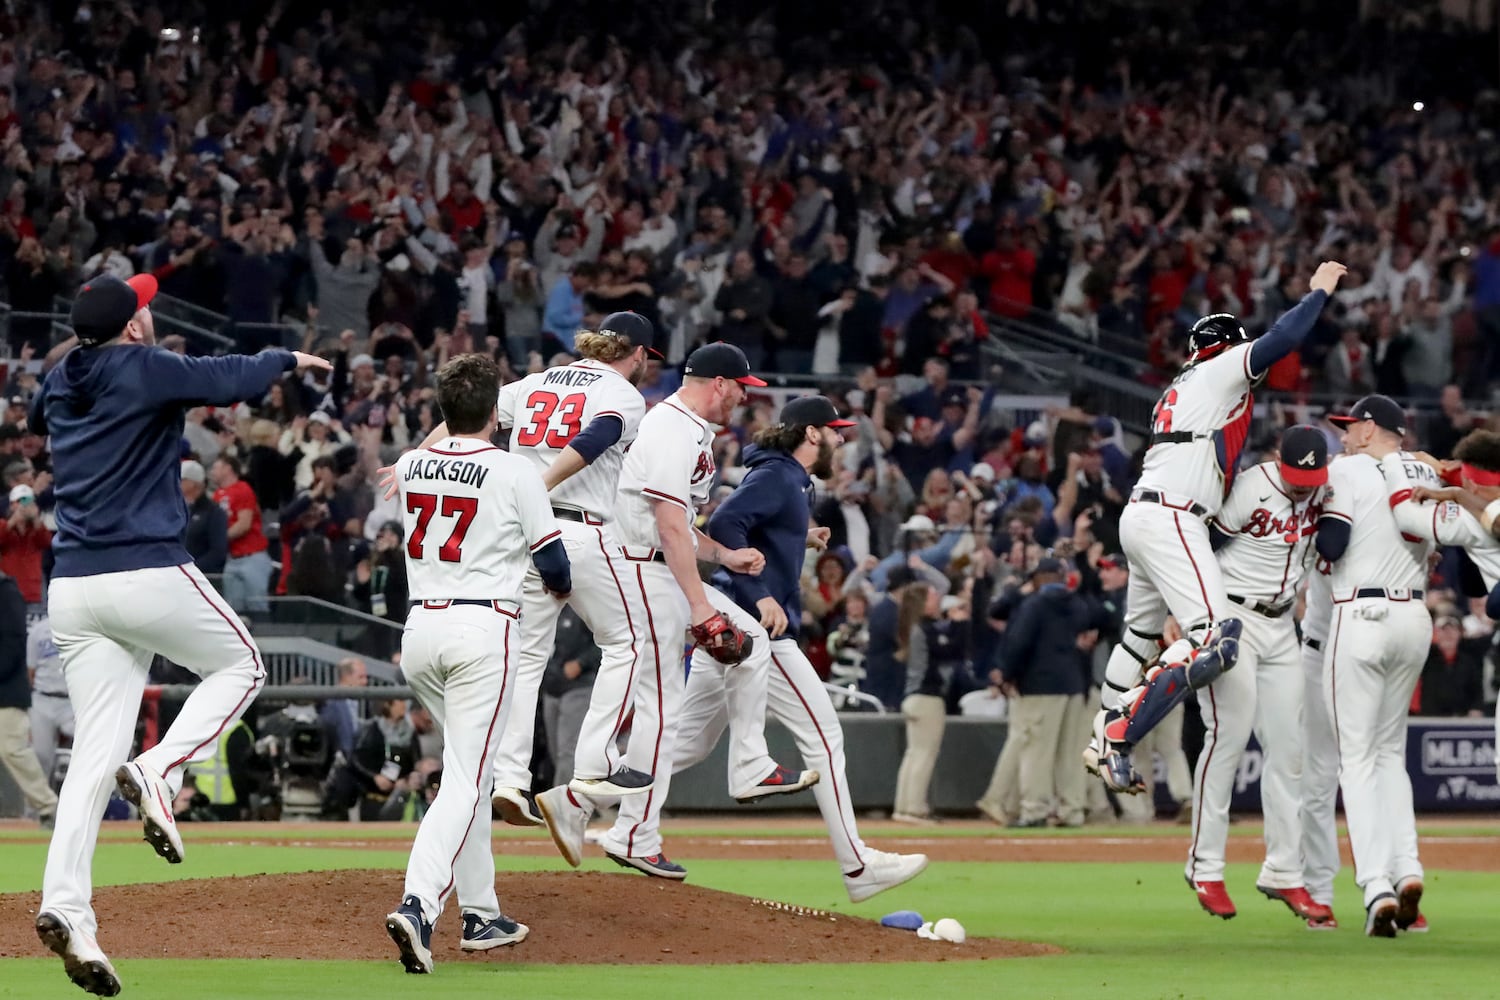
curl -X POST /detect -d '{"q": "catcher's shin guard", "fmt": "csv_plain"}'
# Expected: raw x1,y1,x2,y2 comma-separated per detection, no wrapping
1101,627,1165,710
1111,618,1242,748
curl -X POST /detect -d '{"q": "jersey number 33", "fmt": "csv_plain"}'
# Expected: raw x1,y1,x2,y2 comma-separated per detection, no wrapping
516,390,586,449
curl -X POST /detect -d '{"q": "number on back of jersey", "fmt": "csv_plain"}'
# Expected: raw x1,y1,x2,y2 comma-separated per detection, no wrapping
516,391,586,449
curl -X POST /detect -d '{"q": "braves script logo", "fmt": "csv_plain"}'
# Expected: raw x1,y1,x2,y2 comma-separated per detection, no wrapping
1243,502,1321,543
691,449,715,485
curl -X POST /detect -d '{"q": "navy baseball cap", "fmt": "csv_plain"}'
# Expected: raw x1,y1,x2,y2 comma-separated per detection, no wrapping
1278,424,1329,488
1328,394,1406,437
598,311,663,358
70,273,158,347
1031,557,1066,578
683,342,767,386
780,395,855,429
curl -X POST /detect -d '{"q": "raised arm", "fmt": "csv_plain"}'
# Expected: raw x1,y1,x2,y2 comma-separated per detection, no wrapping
1245,261,1345,378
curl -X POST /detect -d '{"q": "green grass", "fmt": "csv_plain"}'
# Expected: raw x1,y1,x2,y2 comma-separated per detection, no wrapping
4,831,1498,999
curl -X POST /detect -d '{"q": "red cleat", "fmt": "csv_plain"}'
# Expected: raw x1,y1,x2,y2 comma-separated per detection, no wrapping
1405,913,1428,933
1188,879,1237,919
1306,915,1339,930
1258,884,1333,922
1395,877,1424,931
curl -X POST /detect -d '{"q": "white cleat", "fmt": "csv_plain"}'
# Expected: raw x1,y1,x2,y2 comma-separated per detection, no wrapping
844,850,930,903
36,912,121,997
115,761,184,864
536,785,591,868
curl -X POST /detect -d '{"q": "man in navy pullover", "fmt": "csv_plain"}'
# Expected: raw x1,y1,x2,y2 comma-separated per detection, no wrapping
675,395,930,904
32,273,331,998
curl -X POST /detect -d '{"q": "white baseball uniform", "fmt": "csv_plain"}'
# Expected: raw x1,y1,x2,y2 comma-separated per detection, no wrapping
1299,569,1340,908
1103,343,1254,707
1188,462,1323,888
1321,452,1435,908
599,394,776,860
394,436,562,928
27,615,73,785
489,360,649,794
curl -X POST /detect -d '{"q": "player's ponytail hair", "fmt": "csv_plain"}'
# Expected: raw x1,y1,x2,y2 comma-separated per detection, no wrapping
575,329,638,364
1454,429,1500,471
751,421,812,453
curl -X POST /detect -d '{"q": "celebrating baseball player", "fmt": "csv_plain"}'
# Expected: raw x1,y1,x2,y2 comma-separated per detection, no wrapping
1316,394,1436,938
383,354,571,975
536,342,818,879
1298,567,1343,927
667,395,928,901
1086,261,1346,794
1185,426,1331,924
32,274,331,997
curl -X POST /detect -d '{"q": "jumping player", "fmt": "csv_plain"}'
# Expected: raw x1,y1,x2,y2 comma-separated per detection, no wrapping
383,354,571,974
1086,261,1346,793
671,395,929,901
33,274,331,997
535,342,818,879
1318,395,1436,937
1185,426,1332,924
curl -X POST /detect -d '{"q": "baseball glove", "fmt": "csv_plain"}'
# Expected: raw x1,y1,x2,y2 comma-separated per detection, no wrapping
691,613,753,665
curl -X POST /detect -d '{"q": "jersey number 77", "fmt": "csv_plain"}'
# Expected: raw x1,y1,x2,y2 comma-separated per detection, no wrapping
516,390,586,448
407,493,477,562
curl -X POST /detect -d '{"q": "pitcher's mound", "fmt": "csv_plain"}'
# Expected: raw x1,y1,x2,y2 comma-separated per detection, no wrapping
0,870,1054,965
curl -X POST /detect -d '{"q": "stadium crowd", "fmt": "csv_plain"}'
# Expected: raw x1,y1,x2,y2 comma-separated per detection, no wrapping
1,0,1499,826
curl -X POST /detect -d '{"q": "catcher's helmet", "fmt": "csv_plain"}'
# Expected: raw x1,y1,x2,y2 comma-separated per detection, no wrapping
1187,313,1249,359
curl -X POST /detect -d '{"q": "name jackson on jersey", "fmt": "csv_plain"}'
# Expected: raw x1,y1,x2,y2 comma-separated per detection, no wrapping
404,457,491,488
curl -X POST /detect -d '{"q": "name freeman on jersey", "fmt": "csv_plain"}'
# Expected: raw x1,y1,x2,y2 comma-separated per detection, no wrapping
404,458,491,489
543,368,604,388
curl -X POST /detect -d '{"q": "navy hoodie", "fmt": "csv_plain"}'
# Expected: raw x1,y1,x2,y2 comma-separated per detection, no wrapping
708,446,813,639
30,345,297,578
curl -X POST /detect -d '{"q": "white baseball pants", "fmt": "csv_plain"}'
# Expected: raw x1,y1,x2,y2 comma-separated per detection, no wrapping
41,564,267,940
600,570,774,859
1300,636,1341,907
1187,609,1305,887
1326,598,1429,907
674,637,869,873
400,603,518,926
492,520,642,791
1102,501,1229,707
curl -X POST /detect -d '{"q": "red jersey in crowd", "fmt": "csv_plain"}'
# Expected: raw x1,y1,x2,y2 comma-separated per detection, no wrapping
981,242,1036,318
0,517,50,602
215,480,268,558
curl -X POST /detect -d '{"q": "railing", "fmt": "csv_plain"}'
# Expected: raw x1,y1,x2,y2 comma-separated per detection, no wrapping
0,302,74,347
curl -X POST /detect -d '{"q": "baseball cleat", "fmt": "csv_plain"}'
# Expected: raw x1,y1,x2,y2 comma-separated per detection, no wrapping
460,912,530,951
607,851,688,880
735,765,821,803
1405,913,1428,933
568,766,654,798
1258,884,1333,922
844,850,930,903
1187,878,1237,919
114,761,184,864
536,786,590,868
1394,876,1423,931
1087,711,1145,794
1364,893,1398,938
35,912,121,997
1307,915,1339,931
491,787,545,827
385,895,434,973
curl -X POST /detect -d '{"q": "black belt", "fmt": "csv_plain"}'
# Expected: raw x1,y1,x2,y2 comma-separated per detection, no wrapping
1150,431,1199,447
1344,588,1425,602
1305,638,1323,652
35,690,67,699
1228,594,1293,619
410,599,520,618
1131,489,1210,520
552,506,604,525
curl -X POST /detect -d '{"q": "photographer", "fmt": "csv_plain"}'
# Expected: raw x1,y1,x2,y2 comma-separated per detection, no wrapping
0,484,49,604
322,697,418,821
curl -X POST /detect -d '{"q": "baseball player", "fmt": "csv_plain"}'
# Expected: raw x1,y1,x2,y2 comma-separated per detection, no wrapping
383,354,571,975
33,274,330,997
536,342,818,879
1087,261,1346,794
1299,566,1343,928
1185,426,1332,924
1317,394,1436,938
668,395,928,901
28,613,73,788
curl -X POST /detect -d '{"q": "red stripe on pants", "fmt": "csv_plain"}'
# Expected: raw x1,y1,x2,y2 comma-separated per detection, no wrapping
772,651,863,869
440,620,512,904
625,565,665,857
